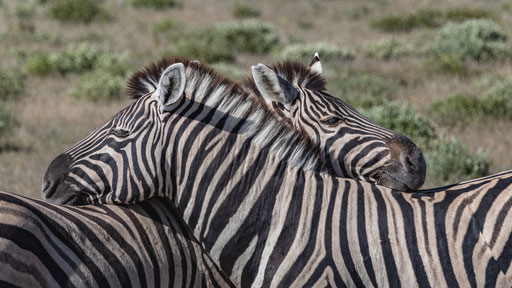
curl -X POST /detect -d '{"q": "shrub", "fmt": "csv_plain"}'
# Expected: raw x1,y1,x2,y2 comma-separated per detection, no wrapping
232,3,260,18
371,9,443,32
168,20,278,63
50,0,108,23
26,44,128,76
428,78,512,125
425,137,490,182
72,71,123,102
432,19,509,61
169,35,235,63
280,43,355,62
480,77,512,119
214,20,278,53
0,70,25,101
365,38,410,60
359,103,436,146
423,53,468,75
330,73,394,108
130,0,181,9
0,104,15,139
371,8,492,32
428,93,484,126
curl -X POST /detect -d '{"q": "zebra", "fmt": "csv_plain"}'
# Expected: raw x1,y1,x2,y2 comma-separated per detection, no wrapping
42,56,425,206
40,58,512,286
0,191,234,287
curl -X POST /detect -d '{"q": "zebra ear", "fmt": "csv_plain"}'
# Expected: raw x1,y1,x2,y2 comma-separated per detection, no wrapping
309,52,322,75
251,63,299,105
155,63,186,108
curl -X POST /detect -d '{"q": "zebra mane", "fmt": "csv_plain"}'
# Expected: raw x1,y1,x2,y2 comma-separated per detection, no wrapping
125,57,324,172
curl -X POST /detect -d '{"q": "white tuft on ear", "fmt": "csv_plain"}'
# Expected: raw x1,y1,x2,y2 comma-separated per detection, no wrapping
251,63,298,104
155,63,186,108
308,52,322,75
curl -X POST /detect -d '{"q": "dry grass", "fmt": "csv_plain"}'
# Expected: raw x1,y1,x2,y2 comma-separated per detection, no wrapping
0,0,511,197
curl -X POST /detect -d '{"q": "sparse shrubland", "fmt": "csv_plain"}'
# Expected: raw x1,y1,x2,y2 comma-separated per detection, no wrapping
425,138,491,183
2,0,511,195
71,70,124,102
129,0,181,9
0,104,15,139
49,0,108,23
232,3,260,18
26,44,128,76
329,72,394,108
0,70,25,101
432,19,509,61
168,20,278,62
280,43,355,62
365,38,411,60
428,77,512,125
372,8,492,32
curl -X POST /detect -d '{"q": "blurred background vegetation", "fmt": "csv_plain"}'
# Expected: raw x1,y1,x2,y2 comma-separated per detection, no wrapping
0,0,511,198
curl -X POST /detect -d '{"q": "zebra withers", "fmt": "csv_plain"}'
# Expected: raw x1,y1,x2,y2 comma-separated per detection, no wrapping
41,59,512,286
0,191,234,287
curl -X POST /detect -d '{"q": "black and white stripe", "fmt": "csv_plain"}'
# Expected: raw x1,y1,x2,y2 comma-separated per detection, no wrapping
39,58,512,286
0,191,234,287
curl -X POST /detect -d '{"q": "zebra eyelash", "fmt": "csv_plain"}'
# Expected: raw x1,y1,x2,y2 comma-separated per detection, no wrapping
320,116,343,126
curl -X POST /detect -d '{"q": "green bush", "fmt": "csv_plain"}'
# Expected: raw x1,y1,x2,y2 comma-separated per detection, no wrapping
232,3,260,18
359,102,436,146
425,137,490,182
211,63,246,81
50,0,108,23
214,20,278,53
72,71,123,102
428,93,483,126
0,70,25,101
130,0,181,9
280,43,355,62
330,73,394,108
365,38,410,60
0,104,15,139
168,20,278,63
371,9,442,32
371,8,492,32
432,19,509,61
423,53,468,75
26,44,128,76
428,77,512,125
169,34,235,63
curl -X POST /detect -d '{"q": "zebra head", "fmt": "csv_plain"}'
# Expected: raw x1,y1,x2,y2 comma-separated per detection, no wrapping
42,58,423,205
245,55,426,190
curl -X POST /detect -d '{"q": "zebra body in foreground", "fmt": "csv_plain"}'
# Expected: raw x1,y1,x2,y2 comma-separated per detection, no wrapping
43,59,512,286
0,191,233,287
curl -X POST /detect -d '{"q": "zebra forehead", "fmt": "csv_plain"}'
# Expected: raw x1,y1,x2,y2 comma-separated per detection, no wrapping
125,57,235,100
242,61,326,95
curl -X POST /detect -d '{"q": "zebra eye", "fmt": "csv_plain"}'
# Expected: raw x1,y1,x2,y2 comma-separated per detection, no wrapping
320,116,343,126
110,128,130,138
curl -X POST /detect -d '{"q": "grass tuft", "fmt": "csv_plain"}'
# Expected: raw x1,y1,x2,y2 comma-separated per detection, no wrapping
49,0,109,23
0,70,25,101
71,71,124,102
0,104,15,139
130,0,181,9
232,3,260,18
371,8,492,32
330,73,394,109
26,44,128,76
